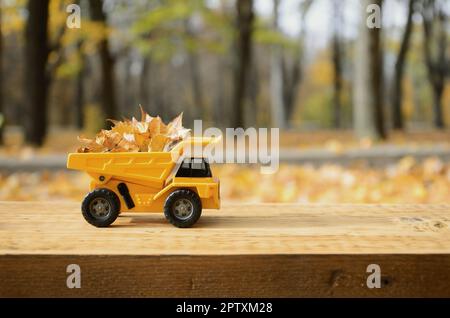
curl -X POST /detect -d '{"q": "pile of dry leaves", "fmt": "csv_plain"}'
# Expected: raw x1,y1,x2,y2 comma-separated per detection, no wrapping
77,107,190,153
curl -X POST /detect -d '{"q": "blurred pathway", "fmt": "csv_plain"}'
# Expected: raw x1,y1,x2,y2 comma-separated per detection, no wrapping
1,143,450,171
280,143,450,167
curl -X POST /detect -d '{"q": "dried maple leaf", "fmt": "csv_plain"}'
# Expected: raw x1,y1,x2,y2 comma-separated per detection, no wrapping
167,113,183,132
166,113,190,141
77,107,190,153
109,119,135,136
77,135,106,153
149,134,169,152
148,116,163,136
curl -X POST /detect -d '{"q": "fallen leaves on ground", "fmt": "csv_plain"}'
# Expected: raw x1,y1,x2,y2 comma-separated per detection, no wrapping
1,157,450,204
218,157,450,204
77,107,190,153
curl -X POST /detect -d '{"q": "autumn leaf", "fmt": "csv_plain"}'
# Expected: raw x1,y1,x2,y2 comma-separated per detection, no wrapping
77,107,191,153
149,134,169,152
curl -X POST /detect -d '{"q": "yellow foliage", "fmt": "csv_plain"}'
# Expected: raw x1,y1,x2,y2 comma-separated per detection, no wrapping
48,0,68,35
2,0,26,34
78,107,190,153
402,76,415,120
84,104,105,135
444,82,450,126
309,54,333,87
213,158,450,204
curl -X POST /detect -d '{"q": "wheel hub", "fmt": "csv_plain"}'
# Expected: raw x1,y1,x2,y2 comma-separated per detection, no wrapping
89,198,111,218
173,199,194,220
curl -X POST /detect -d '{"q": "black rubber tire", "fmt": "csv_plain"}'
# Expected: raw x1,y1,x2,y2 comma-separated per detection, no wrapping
81,188,121,228
164,189,202,228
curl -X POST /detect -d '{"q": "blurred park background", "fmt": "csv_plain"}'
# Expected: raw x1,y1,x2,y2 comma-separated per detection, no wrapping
0,0,449,203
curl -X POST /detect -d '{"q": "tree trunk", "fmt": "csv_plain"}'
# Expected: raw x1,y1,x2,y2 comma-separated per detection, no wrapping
248,57,259,127
123,57,133,114
214,1,230,128
391,0,415,130
332,0,343,129
24,0,50,146
75,41,85,129
184,19,206,120
0,3,3,144
89,0,117,127
432,86,444,128
187,45,206,120
282,55,300,126
282,0,311,127
421,0,447,129
332,34,343,129
139,57,151,112
75,70,84,129
232,0,254,128
353,0,386,140
270,0,285,129
214,58,227,128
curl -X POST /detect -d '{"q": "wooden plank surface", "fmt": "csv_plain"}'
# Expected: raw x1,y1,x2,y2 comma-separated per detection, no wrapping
0,202,449,297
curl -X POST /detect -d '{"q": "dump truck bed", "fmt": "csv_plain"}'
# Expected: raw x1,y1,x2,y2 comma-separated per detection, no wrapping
67,137,219,189
67,151,177,188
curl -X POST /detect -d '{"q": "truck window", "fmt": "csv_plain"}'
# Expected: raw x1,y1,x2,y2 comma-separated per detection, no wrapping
176,158,212,178
191,158,205,170
181,161,190,169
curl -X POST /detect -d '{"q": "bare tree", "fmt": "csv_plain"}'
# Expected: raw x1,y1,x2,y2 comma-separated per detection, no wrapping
270,0,285,128
24,0,50,146
272,0,312,128
89,0,118,127
0,2,3,144
391,0,416,130
185,18,206,120
282,0,312,128
140,57,151,111
232,0,254,128
75,40,85,129
421,0,447,129
332,0,343,129
353,0,386,139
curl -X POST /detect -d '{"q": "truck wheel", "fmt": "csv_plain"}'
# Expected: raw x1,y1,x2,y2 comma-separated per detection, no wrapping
81,189,121,227
164,189,202,228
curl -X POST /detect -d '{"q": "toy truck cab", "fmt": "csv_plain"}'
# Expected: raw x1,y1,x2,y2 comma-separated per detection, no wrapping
67,137,220,228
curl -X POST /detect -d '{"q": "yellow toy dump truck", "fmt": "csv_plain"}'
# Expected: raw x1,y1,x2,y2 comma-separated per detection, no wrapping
67,137,220,228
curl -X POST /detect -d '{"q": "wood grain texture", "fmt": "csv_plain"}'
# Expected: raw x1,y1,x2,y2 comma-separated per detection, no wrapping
0,202,449,297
